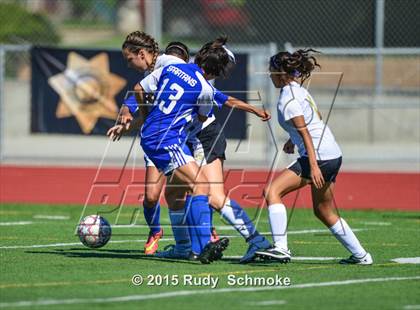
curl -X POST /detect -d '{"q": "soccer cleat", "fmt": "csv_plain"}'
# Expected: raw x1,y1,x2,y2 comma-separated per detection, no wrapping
199,237,230,264
339,253,373,265
154,245,191,259
189,252,200,261
240,235,272,264
144,229,163,255
210,227,220,243
255,247,292,263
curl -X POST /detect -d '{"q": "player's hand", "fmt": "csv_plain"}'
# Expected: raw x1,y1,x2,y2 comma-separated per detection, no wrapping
255,109,271,121
283,139,295,154
107,124,125,141
310,165,325,189
119,106,133,130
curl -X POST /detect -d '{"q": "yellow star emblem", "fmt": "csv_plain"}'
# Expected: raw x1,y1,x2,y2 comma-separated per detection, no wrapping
48,52,126,134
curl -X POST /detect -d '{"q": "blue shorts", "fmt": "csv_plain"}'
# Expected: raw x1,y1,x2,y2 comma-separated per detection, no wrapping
142,141,195,175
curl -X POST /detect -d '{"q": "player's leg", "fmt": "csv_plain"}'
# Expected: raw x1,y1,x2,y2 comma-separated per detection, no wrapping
255,168,310,262
164,182,189,211
153,143,226,263
312,182,372,265
164,185,203,256
154,162,203,260
171,161,228,263
143,163,165,255
155,173,194,259
143,143,199,260
201,158,271,263
185,132,223,256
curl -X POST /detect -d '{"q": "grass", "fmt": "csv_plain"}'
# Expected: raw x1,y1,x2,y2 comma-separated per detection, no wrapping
0,203,419,309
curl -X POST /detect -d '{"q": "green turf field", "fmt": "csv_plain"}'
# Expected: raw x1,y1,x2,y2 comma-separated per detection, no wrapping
0,203,419,309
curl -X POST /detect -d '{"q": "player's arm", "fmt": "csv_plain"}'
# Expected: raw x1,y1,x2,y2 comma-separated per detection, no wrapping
196,85,215,123
213,89,270,121
290,116,324,189
224,96,271,121
107,84,148,141
119,88,142,130
121,67,163,126
283,98,324,188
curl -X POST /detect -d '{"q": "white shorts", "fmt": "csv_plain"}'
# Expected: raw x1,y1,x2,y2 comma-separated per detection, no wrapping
144,154,156,168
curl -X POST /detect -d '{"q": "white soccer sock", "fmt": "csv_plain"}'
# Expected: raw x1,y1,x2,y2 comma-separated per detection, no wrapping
329,218,367,258
268,203,288,250
220,199,254,240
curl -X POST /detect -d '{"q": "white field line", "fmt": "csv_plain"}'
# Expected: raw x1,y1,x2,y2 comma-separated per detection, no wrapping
0,222,33,226
112,225,154,228
287,228,364,235
404,305,420,310
359,221,391,226
0,228,365,250
392,257,420,264
0,276,419,308
246,300,286,306
214,227,366,234
217,228,366,234
225,256,340,261
0,238,174,250
33,215,70,220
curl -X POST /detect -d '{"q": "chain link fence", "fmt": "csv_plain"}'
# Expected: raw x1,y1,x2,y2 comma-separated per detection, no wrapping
1,0,419,168
1,0,418,47
165,0,420,48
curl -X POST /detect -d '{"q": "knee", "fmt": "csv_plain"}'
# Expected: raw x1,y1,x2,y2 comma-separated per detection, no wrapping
209,194,226,210
195,182,210,196
263,185,280,203
192,175,210,196
313,202,333,221
313,207,323,220
144,188,161,206
165,190,186,210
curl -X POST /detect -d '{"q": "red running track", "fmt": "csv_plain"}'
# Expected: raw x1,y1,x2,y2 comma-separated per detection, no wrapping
0,165,419,211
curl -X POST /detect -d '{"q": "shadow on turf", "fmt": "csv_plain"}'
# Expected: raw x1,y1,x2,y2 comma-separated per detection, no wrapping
25,248,337,266
25,248,200,265
219,257,333,266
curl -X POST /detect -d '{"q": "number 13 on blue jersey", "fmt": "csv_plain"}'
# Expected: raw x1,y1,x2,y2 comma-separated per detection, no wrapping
155,78,185,114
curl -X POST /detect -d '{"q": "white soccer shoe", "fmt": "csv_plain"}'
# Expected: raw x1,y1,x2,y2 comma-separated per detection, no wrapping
339,253,373,265
255,247,292,263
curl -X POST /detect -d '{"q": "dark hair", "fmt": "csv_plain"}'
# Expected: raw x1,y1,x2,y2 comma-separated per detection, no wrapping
270,49,320,83
195,36,234,78
165,41,190,62
122,31,159,71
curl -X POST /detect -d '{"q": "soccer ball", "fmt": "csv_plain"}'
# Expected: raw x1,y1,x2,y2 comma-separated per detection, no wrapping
77,215,112,248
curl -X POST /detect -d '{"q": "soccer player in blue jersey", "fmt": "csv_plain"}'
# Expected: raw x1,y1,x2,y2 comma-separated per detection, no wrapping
166,37,273,263
117,34,220,256
119,35,225,255
111,34,272,263
110,36,235,263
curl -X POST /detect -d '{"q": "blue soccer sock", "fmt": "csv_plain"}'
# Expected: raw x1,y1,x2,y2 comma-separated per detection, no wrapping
209,205,214,228
220,199,256,241
187,195,211,254
185,194,200,255
169,208,191,252
143,202,161,235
